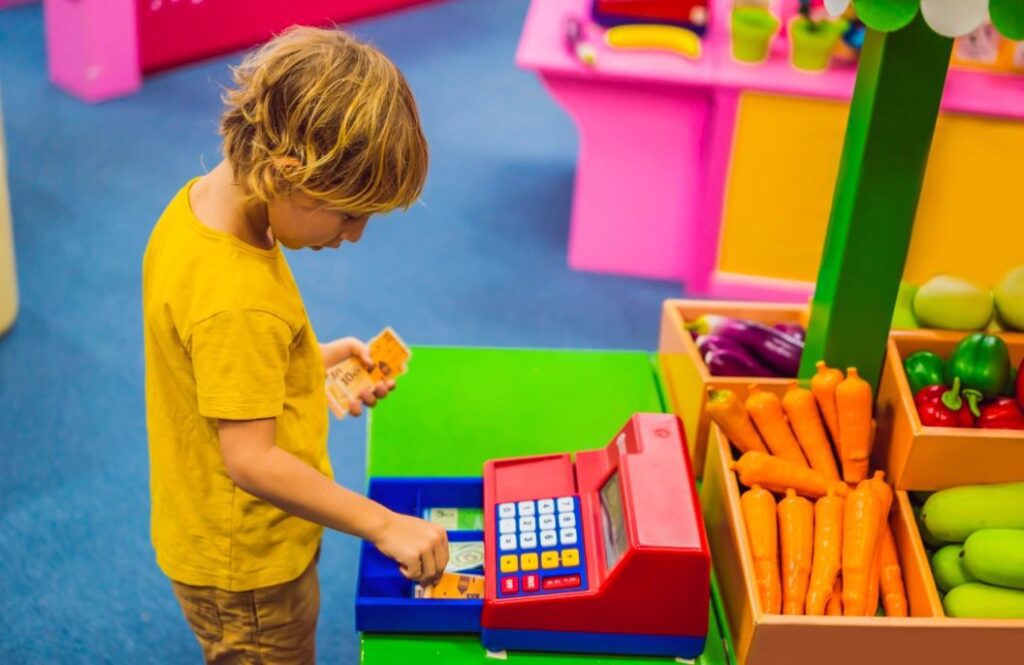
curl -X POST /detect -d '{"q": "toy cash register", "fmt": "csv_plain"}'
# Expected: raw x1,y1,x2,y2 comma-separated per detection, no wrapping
355,413,710,658
481,413,710,657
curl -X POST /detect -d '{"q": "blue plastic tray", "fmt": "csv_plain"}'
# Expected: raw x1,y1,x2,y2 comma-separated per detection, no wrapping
356,477,485,633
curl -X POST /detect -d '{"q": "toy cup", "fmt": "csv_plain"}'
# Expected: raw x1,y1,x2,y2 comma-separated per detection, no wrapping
731,7,780,64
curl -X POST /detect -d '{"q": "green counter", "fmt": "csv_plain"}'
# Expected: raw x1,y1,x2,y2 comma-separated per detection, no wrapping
367,347,666,476
362,346,732,665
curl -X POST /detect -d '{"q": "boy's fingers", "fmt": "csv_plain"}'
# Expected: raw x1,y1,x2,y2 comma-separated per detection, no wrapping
360,390,377,407
348,402,363,417
356,344,374,368
399,560,421,581
434,537,449,577
419,551,436,583
374,382,389,398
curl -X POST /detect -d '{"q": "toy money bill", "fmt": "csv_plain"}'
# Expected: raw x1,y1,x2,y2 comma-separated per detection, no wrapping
325,327,411,419
422,507,485,531
414,572,485,600
446,541,485,573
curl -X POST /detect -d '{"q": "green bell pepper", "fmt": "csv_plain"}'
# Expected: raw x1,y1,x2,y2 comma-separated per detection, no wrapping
944,333,1011,416
904,351,945,395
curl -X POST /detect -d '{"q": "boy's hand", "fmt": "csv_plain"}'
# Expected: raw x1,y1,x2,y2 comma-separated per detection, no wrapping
320,336,372,368
371,511,449,585
320,336,396,417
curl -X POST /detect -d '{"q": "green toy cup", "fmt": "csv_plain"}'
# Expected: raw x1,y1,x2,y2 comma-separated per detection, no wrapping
731,8,780,64
789,17,849,72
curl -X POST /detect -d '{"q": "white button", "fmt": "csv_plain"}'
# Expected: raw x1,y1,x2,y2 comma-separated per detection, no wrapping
560,528,578,545
520,532,537,549
558,513,576,528
499,534,517,551
499,518,516,534
539,514,556,530
499,503,516,518
519,516,536,532
540,530,558,547
517,501,536,516
538,499,555,514
556,496,575,512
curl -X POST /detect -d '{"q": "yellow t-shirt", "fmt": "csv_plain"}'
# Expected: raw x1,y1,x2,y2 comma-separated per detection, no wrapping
142,179,332,591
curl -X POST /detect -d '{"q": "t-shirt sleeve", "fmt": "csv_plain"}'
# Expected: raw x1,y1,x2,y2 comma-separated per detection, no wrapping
188,309,294,420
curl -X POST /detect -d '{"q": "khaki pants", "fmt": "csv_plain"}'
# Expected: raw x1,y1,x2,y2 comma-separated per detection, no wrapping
171,558,319,664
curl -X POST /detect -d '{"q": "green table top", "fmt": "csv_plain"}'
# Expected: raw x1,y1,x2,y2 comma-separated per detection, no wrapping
367,347,665,476
362,346,731,665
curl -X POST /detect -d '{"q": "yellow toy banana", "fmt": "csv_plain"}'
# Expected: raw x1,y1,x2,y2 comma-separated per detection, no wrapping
605,24,702,59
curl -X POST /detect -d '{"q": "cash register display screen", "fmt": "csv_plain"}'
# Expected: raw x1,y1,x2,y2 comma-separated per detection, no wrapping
600,471,628,571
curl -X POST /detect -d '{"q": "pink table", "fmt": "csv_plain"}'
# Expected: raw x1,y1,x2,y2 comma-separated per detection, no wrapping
516,0,1024,299
43,0,440,102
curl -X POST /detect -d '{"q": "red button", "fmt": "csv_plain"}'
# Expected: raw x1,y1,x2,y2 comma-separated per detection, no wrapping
501,576,519,594
522,574,540,592
542,574,581,591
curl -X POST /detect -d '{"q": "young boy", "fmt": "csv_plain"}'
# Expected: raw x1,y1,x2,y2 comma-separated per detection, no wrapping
142,27,448,663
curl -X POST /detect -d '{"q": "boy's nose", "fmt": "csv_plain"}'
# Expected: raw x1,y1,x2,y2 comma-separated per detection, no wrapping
344,218,369,243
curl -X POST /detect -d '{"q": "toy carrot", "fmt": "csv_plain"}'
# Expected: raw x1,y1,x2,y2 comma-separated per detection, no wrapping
745,386,808,467
836,367,873,483
805,487,844,615
731,451,849,499
811,361,843,447
863,471,893,616
842,480,882,616
826,578,843,616
878,523,908,617
782,382,841,481
779,489,814,615
706,388,768,454
741,485,781,614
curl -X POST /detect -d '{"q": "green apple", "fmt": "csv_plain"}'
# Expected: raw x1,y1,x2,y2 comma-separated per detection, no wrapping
891,281,919,330
912,275,993,331
994,266,1024,332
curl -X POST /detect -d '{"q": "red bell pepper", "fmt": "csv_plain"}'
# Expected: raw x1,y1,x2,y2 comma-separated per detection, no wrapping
914,378,975,428
977,397,1024,430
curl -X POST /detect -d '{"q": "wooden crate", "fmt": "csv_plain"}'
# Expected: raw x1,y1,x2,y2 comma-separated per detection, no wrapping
875,330,1024,490
701,424,1024,665
657,299,807,475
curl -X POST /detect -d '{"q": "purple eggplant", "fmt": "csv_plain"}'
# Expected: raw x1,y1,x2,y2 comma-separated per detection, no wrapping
703,348,776,377
697,333,748,356
773,322,806,342
703,315,804,376
698,334,777,377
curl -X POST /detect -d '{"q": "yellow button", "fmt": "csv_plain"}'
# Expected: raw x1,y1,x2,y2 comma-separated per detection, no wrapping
520,553,539,571
542,551,560,569
561,548,580,567
500,555,518,573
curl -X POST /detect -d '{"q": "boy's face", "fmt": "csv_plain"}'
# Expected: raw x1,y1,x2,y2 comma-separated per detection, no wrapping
267,192,370,251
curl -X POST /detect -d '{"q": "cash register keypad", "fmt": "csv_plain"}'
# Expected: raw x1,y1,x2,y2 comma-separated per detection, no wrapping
495,496,587,597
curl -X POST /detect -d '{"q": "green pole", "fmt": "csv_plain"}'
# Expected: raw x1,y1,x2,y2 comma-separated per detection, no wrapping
798,13,953,390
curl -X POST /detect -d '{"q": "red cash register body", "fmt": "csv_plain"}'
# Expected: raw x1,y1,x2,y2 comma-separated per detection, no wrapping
481,413,710,657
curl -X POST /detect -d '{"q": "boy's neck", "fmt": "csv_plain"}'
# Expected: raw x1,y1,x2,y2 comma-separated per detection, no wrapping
191,160,275,250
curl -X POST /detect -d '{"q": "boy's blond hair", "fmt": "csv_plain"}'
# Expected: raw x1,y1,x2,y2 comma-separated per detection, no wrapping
221,26,428,214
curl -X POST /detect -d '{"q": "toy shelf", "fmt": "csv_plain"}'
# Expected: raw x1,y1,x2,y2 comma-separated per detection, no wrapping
517,0,1024,120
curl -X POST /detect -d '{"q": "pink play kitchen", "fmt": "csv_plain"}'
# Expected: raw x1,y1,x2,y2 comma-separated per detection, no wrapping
517,0,1024,302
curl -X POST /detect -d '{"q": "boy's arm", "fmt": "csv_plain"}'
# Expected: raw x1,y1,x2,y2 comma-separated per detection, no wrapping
218,417,448,583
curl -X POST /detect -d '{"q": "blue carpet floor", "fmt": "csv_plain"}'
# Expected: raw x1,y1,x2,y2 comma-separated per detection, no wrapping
0,1,681,662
